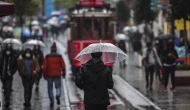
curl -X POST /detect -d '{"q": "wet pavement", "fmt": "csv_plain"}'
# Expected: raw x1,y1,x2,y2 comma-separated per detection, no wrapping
114,53,190,110
0,73,66,110
3,32,190,110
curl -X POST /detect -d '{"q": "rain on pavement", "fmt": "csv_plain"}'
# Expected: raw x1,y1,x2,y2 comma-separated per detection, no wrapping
2,32,190,110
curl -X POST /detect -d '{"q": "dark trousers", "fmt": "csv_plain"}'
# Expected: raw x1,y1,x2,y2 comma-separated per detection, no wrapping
145,65,155,88
2,76,13,103
163,66,176,89
35,72,42,86
22,75,34,104
155,63,162,81
85,104,107,110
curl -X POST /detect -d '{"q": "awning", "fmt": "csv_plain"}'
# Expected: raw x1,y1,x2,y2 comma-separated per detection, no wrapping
0,1,14,17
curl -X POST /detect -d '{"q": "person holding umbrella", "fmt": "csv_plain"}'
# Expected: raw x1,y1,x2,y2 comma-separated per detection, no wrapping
33,45,44,92
75,52,113,110
74,42,127,110
0,44,17,108
162,40,178,92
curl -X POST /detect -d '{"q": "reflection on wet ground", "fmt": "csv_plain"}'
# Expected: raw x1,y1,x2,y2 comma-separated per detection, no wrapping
116,54,190,110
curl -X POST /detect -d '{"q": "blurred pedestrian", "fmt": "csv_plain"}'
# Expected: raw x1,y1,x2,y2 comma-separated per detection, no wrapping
43,42,66,108
33,45,44,92
142,42,162,90
17,48,40,108
118,40,127,67
0,44,17,108
75,52,114,110
162,40,178,92
154,40,162,82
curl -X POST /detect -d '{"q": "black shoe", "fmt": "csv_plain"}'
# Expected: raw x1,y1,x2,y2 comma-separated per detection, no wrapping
3,102,10,108
23,103,31,108
56,96,60,105
50,102,54,108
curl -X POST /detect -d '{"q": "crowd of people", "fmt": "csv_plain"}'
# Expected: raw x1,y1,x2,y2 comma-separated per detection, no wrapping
142,39,179,92
0,42,66,108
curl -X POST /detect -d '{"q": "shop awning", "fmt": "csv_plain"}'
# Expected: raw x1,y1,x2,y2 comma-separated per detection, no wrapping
0,1,14,17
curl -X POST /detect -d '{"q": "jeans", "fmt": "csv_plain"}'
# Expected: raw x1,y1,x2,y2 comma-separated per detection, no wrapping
22,75,34,104
2,76,13,103
47,77,61,103
145,65,155,88
163,66,176,89
85,104,107,110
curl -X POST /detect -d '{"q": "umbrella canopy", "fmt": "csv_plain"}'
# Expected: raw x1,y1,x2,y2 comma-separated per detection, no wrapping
0,1,14,17
3,38,22,45
154,34,173,40
51,11,62,16
115,33,129,40
31,20,39,25
23,39,45,48
74,43,128,63
3,38,22,50
22,28,31,37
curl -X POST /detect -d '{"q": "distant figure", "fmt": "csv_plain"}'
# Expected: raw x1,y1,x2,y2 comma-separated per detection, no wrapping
142,42,162,90
154,40,162,82
33,45,44,92
0,44,17,108
162,40,178,92
17,48,40,108
118,40,127,67
75,52,113,110
43,42,66,108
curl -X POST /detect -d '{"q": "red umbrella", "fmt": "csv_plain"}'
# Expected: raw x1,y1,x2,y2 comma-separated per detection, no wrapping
0,1,14,17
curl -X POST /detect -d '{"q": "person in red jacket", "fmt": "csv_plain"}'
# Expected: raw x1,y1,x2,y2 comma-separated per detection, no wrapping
43,42,66,108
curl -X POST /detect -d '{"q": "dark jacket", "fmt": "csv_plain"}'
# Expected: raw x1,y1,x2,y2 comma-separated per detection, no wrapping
75,58,113,105
162,49,178,64
0,47,17,79
43,52,65,78
33,49,44,74
118,40,127,53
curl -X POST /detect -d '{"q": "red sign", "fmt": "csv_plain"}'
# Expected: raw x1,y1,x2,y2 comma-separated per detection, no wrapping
80,0,104,7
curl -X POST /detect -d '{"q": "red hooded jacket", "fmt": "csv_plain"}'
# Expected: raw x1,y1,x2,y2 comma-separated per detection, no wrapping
43,52,65,78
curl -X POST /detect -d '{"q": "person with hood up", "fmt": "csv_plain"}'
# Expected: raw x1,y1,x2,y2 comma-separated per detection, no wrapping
0,43,17,108
162,40,178,92
33,45,44,92
43,42,66,108
17,48,40,108
75,52,113,110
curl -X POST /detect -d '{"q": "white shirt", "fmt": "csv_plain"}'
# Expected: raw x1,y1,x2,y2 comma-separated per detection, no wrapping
143,47,162,66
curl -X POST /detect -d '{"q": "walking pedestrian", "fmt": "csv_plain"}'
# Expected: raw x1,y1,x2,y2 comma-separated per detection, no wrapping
154,40,162,82
43,42,66,108
162,40,178,92
33,45,44,92
142,42,162,90
75,52,114,110
118,40,127,67
0,44,17,108
17,48,40,108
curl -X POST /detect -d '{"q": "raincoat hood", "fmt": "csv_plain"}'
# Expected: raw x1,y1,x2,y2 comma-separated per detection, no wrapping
84,58,105,73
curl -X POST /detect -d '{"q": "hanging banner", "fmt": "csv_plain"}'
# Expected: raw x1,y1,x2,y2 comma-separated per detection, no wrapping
80,0,104,7
175,19,190,30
